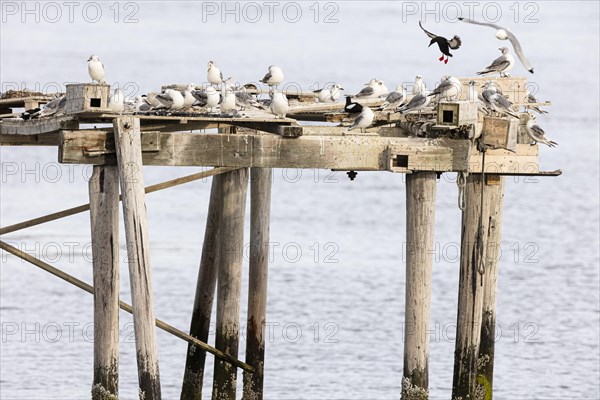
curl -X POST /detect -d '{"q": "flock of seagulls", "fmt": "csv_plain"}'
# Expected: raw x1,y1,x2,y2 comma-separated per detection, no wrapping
27,17,555,147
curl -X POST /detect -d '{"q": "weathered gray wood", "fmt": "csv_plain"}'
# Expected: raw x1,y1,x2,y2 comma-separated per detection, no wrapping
213,168,249,400
402,172,437,400
60,130,488,172
452,174,498,399
0,132,60,146
181,174,225,400
243,168,273,400
66,83,111,113
113,116,161,400
476,176,505,399
1,115,79,135
89,165,120,400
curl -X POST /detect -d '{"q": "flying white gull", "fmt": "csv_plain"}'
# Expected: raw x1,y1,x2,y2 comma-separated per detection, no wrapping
380,85,406,110
87,55,105,84
260,65,285,87
314,83,344,103
192,87,220,112
459,17,534,74
270,90,289,118
429,76,462,101
398,90,431,114
108,88,124,113
207,61,223,85
413,75,426,95
348,105,374,132
419,21,462,64
525,115,557,147
477,47,515,77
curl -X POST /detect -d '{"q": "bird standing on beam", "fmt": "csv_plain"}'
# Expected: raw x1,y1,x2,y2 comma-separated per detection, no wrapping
419,21,462,64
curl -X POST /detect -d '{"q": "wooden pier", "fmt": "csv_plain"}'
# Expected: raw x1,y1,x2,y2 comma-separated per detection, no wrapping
0,77,560,400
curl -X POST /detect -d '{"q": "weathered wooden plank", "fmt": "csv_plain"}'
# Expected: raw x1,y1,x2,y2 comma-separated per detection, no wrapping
60,130,477,171
0,132,60,146
89,165,120,400
476,176,505,399
113,117,161,399
1,116,79,135
469,145,539,174
181,168,226,400
402,172,437,400
0,95,57,108
243,167,272,400
213,168,249,399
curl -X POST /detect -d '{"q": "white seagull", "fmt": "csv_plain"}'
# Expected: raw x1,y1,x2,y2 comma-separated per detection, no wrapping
108,88,124,113
156,89,185,110
354,78,385,99
220,88,237,113
398,90,431,114
192,87,220,112
524,90,548,114
145,92,162,108
525,115,557,147
348,106,374,132
314,83,344,103
182,84,197,107
413,75,426,95
481,82,518,118
260,65,285,87
380,85,406,111
87,55,105,84
458,17,534,74
207,61,223,86
429,76,462,101
270,90,289,118
477,47,515,77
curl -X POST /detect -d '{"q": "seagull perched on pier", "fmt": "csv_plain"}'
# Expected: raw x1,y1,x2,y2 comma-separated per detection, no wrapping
481,82,518,118
429,76,462,101
314,83,344,103
525,115,557,147
458,17,534,74
260,65,285,87
144,92,161,108
108,88,124,113
398,90,431,114
353,78,386,99
182,84,197,107
270,90,289,118
36,94,67,118
235,88,263,110
192,87,220,112
524,90,548,114
87,55,105,84
477,47,515,77
412,75,427,95
207,61,223,86
348,106,374,132
380,85,406,111
134,95,152,112
220,88,237,114
419,21,461,64
156,89,185,110
344,96,363,114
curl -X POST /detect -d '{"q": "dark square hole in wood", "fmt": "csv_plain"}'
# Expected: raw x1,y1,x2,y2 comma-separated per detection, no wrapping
395,155,409,168
442,110,454,124
90,98,102,108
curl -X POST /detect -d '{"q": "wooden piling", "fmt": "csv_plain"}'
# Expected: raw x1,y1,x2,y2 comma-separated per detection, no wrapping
402,172,437,400
452,174,499,399
212,168,249,400
89,165,120,400
181,174,225,400
243,168,273,400
476,176,505,399
114,116,161,400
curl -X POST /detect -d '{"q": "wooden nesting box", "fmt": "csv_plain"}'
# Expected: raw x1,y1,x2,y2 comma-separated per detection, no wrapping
481,116,518,151
436,101,478,128
66,84,110,113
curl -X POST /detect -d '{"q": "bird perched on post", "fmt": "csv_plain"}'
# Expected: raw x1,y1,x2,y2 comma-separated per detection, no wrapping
260,65,285,87
525,115,557,147
108,88,124,113
398,90,431,115
207,61,223,86
87,55,105,84
181,84,197,107
380,85,406,111
156,89,185,110
428,76,462,102
314,83,344,103
458,17,534,74
344,96,363,114
220,88,237,113
481,82,518,118
419,21,461,64
353,79,386,99
412,75,426,95
192,87,220,112
270,90,289,118
348,106,374,132
524,90,548,114
477,47,515,77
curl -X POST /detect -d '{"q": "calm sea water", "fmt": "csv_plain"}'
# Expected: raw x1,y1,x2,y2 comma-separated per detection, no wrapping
1,1,599,399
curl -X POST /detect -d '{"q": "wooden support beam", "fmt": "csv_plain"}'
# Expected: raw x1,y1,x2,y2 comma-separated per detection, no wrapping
243,168,273,400
0,240,254,373
1,115,78,135
113,117,161,400
181,174,224,400
452,173,499,399
213,168,249,400
402,172,437,400
476,176,505,398
89,165,120,399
